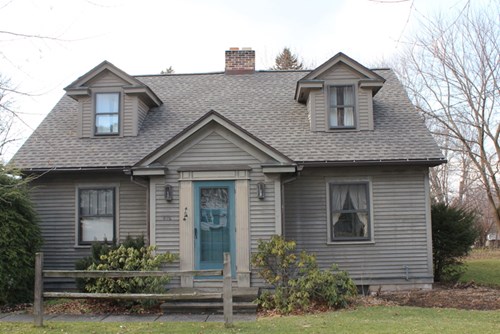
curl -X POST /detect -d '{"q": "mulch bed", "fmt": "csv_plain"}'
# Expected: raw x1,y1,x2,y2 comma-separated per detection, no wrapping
361,282,500,311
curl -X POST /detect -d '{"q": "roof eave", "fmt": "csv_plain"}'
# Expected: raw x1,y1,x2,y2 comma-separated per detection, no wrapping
297,158,447,168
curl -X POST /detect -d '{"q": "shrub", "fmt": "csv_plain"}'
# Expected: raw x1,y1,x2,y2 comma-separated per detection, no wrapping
0,166,42,305
78,235,177,296
432,202,479,282
252,235,357,313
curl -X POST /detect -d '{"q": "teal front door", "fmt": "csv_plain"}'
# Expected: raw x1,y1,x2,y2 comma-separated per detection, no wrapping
194,181,236,276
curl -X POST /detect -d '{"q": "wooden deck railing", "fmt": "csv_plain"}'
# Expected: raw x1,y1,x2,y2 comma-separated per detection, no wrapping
34,252,233,327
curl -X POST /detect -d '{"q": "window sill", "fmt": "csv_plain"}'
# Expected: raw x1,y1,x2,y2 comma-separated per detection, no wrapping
327,240,375,246
74,245,92,249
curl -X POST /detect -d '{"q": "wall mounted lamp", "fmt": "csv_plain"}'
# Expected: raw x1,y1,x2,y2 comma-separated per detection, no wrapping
257,182,265,199
165,184,173,201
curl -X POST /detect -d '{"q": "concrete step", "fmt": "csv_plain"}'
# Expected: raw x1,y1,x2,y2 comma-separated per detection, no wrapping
161,301,257,314
160,287,259,314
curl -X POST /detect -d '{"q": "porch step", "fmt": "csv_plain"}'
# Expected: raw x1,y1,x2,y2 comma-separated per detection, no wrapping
160,287,258,315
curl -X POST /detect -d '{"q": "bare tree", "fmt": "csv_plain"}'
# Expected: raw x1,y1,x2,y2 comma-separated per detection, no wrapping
397,3,500,230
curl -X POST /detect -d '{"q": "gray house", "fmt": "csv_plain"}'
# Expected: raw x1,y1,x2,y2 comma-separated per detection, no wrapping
11,48,445,291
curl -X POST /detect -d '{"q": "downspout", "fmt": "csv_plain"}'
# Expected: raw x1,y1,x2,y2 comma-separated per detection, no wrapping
281,167,302,237
129,173,150,245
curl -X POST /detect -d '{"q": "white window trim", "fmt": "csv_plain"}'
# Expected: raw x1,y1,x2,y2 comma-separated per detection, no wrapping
326,177,375,245
74,183,120,248
92,87,123,137
324,80,359,132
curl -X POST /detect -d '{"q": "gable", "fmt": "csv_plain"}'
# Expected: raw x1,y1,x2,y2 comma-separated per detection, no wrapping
85,69,131,87
160,126,275,168
317,62,366,81
132,111,296,175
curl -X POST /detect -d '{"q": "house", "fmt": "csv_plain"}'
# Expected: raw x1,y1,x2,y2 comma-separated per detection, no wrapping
11,48,445,291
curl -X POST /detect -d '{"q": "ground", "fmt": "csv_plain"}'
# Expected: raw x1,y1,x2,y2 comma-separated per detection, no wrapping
363,283,500,311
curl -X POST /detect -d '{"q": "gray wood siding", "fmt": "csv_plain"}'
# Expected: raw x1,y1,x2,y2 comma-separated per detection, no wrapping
312,91,326,132
318,63,362,81
30,172,148,270
137,99,149,133
154,129,277,287
284,167,432,286
358,88,372,130
86,70,129,87
122,94,135,137
80,96,92,138
313,63,373,132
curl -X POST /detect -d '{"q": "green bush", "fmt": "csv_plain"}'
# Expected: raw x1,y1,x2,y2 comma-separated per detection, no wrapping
252,235,357,313
432,202,479,282
78,235,178,296
0,166,42,305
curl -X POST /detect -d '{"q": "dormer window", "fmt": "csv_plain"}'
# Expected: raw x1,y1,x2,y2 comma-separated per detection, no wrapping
95,92,120,135
329,85,355,129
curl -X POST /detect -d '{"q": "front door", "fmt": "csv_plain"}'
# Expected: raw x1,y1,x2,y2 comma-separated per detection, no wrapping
194,181,236,276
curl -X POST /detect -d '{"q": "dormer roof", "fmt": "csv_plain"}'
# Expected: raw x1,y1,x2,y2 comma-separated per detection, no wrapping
64,60,162,107
295,52,385,103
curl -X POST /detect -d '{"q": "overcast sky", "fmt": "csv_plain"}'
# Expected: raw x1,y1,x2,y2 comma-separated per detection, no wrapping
0,0,485,161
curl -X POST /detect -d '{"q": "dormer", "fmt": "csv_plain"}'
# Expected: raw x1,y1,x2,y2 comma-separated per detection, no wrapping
295,53,385,132
64,61,162,138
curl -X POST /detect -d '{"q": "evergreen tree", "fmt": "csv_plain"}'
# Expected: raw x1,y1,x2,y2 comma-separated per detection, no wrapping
160,66,175,74
271,47,304,70
0,166,42,304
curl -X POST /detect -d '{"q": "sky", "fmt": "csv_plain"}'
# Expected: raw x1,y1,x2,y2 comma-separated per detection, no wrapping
0,0,484,161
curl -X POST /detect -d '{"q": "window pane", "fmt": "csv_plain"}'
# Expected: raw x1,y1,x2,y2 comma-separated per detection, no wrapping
96,93,119,114
344,86,354,105
96,114,119,134
344,107,354,126
330,183,370,240
330,86,354,128
81,217,113,242
329,108,338,127
79,188,114,244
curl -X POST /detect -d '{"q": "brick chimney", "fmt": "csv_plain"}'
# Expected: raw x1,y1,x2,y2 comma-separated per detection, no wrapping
225,47,255,74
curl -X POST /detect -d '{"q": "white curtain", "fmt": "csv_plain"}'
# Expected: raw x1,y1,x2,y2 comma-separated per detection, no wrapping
348,184,368,237
331,184,349,228
343,86,354,126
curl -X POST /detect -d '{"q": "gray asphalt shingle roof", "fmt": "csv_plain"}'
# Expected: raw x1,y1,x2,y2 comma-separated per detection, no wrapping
11,69,444,169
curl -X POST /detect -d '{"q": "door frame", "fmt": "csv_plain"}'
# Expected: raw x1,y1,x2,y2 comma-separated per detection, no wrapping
193,180,236,276
177,169,251,288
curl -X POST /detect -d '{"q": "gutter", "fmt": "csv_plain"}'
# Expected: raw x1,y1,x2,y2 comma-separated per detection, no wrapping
297,158,447,168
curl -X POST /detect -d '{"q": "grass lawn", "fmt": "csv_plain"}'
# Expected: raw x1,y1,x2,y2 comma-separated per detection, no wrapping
460,248,500,288
1,306,499,334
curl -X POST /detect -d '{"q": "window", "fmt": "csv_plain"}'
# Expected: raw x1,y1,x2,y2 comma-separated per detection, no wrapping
78,188,115,245
329,182,370,241
95,93,120,135
329,85,355,128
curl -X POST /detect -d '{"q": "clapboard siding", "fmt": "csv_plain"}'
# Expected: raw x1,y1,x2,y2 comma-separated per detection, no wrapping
30,172,148,271
153,129,277,287
137,99,149,132
284,167,432,286
86,70,129,87
358,88,371,130
312,91,326,132
80,96,92,137
122,94,135,137
318,63,362,81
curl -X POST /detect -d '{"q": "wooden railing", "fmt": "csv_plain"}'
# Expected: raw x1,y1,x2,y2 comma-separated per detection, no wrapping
34,252,233,327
